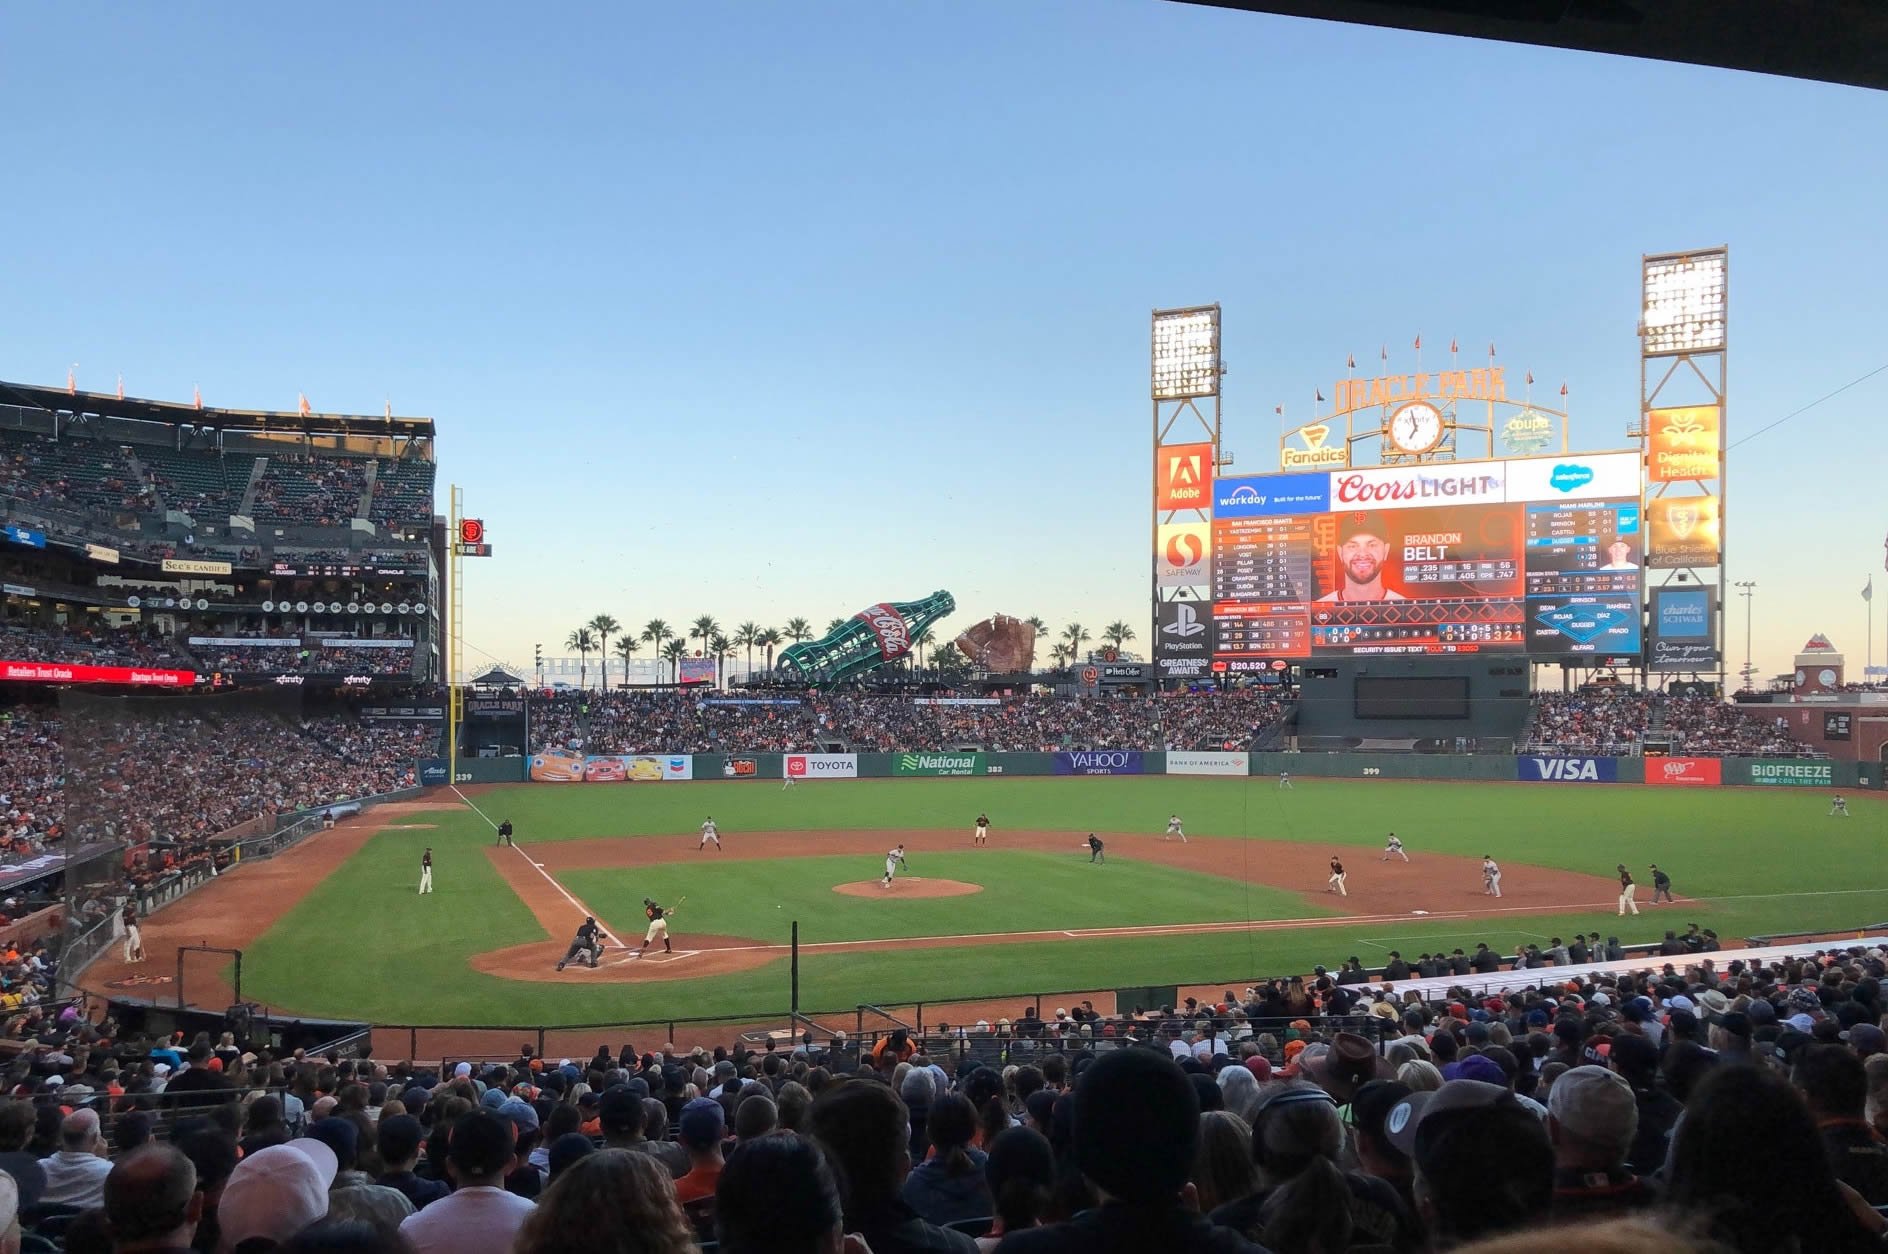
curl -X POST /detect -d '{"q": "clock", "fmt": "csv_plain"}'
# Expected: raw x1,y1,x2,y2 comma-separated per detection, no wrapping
1387,401,1445,455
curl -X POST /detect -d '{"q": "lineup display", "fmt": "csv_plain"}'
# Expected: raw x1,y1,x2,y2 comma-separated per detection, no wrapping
1181,453,1643,661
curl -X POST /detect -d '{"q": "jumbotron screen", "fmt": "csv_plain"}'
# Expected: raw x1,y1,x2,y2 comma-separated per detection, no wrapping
1171,452,1643,665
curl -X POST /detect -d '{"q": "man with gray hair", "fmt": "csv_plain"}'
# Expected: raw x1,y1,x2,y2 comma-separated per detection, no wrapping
38,1109,113,1208
0,1171,18,1254
1545,1065,1653,1221
104,1145,202,1254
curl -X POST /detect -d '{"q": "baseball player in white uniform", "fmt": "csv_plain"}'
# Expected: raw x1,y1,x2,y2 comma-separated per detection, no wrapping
1278,771,1293,790
1481,856,1501,898
1830,794,1849,816
881,844,908,888
699,817,721,851
420,848,433,895
1165,814,1187,843
1379,832,1408,862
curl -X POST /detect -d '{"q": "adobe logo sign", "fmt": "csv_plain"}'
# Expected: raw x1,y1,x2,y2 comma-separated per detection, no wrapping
1156,443,1213,510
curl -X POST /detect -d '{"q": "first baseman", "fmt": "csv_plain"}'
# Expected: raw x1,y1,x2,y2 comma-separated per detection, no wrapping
882,844,908,887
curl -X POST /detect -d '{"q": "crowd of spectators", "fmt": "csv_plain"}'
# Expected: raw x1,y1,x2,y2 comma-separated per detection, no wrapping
247,458,371,528
183,636,418,679
0,433,155,518
0,939,1881,1251
533,690,1294,756
0,703,438,869
0,623,191,670
1525,691,1820,757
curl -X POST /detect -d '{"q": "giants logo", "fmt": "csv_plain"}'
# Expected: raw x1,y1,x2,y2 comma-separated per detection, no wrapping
854,604,911,660
1156,443,1213,510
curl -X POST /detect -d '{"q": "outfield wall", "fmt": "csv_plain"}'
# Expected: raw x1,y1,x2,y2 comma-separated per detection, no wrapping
436,749,1875,789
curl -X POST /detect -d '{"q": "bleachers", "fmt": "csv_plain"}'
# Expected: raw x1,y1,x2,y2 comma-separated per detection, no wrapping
249,455,370,526
369,458,436,526
135,444,258,518
0,430,154,515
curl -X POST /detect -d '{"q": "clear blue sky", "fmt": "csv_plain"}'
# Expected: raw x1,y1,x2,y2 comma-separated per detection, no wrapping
5,1,1886,681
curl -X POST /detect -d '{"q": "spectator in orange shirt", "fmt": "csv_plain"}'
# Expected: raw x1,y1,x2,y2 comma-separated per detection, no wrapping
672,1098,725,1205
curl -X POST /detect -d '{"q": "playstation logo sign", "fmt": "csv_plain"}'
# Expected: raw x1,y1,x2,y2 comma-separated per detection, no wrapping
1157,601,1211,659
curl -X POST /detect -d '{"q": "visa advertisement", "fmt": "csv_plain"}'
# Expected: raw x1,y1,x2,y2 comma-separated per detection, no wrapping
1516,756,1619,783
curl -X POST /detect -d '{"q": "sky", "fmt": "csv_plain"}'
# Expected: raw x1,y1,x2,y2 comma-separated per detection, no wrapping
3,1,1886,683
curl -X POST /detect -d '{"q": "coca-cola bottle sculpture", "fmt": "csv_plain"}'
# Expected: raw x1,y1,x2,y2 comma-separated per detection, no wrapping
775,591,955,685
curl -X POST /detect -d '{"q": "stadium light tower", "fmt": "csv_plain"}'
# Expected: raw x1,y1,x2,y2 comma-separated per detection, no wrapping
1734,580,1757,689
1150,305,1223,691
1639,247,1728,691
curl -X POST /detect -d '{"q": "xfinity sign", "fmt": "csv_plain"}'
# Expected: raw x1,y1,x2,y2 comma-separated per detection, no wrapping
1517,756,1618,783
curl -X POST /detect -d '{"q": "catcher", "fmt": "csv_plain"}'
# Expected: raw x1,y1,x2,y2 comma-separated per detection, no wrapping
556,916,603,971
638,897,679,955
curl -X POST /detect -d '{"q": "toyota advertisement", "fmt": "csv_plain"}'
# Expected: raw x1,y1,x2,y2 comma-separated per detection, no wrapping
1155,452,1644,666
784,753,858,780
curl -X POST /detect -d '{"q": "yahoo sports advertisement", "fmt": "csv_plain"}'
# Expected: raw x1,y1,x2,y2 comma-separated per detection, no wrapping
1053,750,1145,776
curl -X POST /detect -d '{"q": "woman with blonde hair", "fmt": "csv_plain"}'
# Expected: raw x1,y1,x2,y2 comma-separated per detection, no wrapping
1396,1059,1443,1092
513,1149,696,1254
1190,1110,1257,1214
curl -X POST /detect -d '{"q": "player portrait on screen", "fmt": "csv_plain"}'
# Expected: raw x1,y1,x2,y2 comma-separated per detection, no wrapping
1601,538,1639,570
1316,512,1406,603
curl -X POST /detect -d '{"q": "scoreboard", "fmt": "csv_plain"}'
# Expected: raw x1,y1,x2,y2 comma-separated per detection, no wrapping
1185,452,1643,666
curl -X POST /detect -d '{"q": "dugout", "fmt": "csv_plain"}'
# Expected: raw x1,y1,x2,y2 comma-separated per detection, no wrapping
1292,657,1530,751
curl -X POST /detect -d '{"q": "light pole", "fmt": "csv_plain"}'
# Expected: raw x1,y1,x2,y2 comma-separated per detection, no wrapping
1734,581,1757,690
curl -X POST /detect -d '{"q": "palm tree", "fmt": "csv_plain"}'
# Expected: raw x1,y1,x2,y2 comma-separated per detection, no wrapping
826,617,848,635
641,618,673,662
1063,622,1090,665
709,632,733,688
588,614,621,691
1049,642,1072,668
1025,616,1046,671
734,621,761,680
613,636,639,687
691,616,720,664
660,637,688,683
1102,620,1136,656
912,626,935,670
564,626,597,690
783,617,813,645
757,627,783,671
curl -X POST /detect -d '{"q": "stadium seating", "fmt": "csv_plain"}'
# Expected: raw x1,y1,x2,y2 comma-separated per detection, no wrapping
369,458,437,526
133,444,258,519
1524,691,1820,757
0,430,154,516
248,455,370,526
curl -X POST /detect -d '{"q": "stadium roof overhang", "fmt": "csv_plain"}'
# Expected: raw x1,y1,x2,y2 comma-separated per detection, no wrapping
0,380,437,441
1173,0,1888,91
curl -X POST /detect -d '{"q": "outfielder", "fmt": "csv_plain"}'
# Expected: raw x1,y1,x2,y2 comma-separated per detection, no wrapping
1616,865,1639,915
881,844,908,888
497,819,514,847
782,769,797,791
419,847,433,895
699,817,721,851
1831,794,1849,817
638,898,676,955
1278,771,1293,790
1327,856,1347,896
557,916,602,971
1165,814,1187,843
1380,832,1408,862
974,813,990,846
1482,856,1501,898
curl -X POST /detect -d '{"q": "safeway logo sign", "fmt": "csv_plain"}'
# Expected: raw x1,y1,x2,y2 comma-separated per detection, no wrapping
1156,442,1213,510
1516,756,1617,783
1647,757,1721,786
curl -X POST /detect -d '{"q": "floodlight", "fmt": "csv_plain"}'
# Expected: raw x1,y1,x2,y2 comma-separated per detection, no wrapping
1151,306,1220,400
1641,251,1726,355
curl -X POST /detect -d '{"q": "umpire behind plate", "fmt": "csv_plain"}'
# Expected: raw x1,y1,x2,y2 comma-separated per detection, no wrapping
556,916,603,971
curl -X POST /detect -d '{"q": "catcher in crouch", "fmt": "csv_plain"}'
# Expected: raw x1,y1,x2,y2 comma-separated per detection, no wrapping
638,897,679,955
557,916,603,971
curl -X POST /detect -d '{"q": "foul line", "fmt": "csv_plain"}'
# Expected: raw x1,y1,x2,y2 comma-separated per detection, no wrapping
451,786,631,955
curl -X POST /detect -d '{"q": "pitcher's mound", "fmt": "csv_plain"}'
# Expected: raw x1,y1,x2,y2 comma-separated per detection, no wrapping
834,878,983,899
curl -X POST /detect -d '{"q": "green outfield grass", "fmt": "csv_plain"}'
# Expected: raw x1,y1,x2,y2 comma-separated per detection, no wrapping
233,778,1887,1027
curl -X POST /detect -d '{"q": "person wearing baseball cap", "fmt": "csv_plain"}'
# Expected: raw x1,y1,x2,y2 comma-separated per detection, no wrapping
1318,512,1406,603
1383,1080,1553,1248
1545,1066,1653,1220
216,1139,338,1251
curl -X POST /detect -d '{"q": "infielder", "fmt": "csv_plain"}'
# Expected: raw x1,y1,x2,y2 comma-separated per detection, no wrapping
419,847,433,895
974,813,990,846
1327,856,1347,896
638,898,676,955
1278,771,1293,790
121,903,144,963
1831,794,1849,817
1379,832,1408,862
1086,834,1105,864
1650,864,1674,904
1616,864,1639,916
497,819,514,847
881,845,908,887
699,817,721,852
557,916,603,971
1165,814,1187,843
1482,855,1501,898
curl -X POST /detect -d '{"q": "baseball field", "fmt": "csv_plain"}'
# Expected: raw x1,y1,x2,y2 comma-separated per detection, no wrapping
88,778,1884,1034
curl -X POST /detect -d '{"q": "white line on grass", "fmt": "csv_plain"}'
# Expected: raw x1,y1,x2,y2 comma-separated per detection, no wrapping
450,786,630,955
